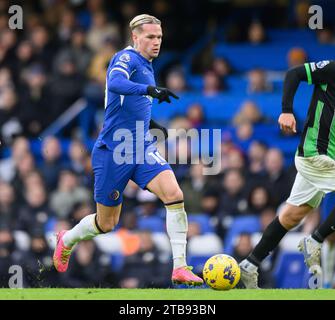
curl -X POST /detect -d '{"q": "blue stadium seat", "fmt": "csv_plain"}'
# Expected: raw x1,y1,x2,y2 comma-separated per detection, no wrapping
188,214,214,234
223,215,261,255
273,252,308,288
320,193,335,223
137,216,165,232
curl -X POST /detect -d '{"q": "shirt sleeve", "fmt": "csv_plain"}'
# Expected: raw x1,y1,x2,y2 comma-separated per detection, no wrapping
304,60,335,85
282,65,307,113
107,51,148,95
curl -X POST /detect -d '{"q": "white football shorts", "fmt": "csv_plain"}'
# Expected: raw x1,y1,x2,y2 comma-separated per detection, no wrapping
286,155,335,208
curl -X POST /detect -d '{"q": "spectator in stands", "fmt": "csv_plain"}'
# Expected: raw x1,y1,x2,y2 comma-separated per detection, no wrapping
63,240,114,288
247,185,273,215
248,21,267,45
165,68,188,93
316,27,335,45
203,70,222,96
247,68,273,94
180,162,209,214
0,68,22,145
219,169,248,235
40,136,64,191
0,182,17,229
232,232,253,263
87,37,117,85
16,184,52,233
119,230,171,288
49,55,84,122
29,25,55,72
13,40,36,82
264,148,295,207
247,140,268,177
0,29,17,69
23,170,45,196
86,11,120,52
54,28,92,77
57,8,78,44
225,148,246,172
235,121,254,142
200,188,220,217
287,47,307,68
0,136,30,182
50,169,91,218
233,100,264,126
11,151,36,203
293,0,310,28
68,139,93,188
186,103,205,128
211,57,232,79
18,64,51,136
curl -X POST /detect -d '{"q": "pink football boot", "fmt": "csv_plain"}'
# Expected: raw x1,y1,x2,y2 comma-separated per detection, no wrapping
53,231,73,272
172,266,204,286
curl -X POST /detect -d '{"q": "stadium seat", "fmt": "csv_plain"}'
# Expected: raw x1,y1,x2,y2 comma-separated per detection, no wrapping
223,215,261,255
137,215,165,232
273,252,308,288
188,214,214,234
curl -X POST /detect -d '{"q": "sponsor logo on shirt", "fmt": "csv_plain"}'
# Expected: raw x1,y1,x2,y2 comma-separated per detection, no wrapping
316,60,330,69
119,53,131,63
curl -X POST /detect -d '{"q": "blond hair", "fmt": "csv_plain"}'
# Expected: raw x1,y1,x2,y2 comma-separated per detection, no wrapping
129,14,161,32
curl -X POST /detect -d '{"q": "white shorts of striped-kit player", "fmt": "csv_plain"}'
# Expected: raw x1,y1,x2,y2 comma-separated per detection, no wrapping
287,155,335,208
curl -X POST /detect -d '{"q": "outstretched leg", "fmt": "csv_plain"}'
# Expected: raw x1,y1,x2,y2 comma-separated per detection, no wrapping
53,203,122,272
239,203,311,288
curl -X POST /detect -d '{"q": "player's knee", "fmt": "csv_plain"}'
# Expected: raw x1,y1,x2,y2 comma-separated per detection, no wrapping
279,210,304,229
98,216,119,233
164,187,184,204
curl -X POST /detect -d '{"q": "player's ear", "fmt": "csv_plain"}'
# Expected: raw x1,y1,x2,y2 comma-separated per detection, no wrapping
131,32,138,44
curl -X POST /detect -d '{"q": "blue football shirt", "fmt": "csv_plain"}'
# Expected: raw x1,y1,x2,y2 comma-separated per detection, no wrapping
96,46,157,153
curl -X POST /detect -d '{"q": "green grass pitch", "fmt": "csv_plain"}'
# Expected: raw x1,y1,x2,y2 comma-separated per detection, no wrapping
0,288,334,300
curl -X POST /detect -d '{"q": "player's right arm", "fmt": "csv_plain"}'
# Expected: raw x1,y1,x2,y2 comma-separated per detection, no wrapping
108,52,148,96
108,51,179,103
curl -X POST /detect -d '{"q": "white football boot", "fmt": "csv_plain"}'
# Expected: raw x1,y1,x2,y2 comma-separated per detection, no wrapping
298,235,322,274
239,259,260,289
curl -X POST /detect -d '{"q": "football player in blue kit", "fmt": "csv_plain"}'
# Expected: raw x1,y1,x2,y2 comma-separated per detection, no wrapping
53,14,203,286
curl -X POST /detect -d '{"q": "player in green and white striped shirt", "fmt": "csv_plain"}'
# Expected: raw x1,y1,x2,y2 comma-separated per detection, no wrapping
239,60,335,288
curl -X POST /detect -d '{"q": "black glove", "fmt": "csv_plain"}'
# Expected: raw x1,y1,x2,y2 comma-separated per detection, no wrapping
147,86,179,104
149,119,168,140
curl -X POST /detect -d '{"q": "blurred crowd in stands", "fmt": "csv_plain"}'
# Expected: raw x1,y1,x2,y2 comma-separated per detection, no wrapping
0,0,334,288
